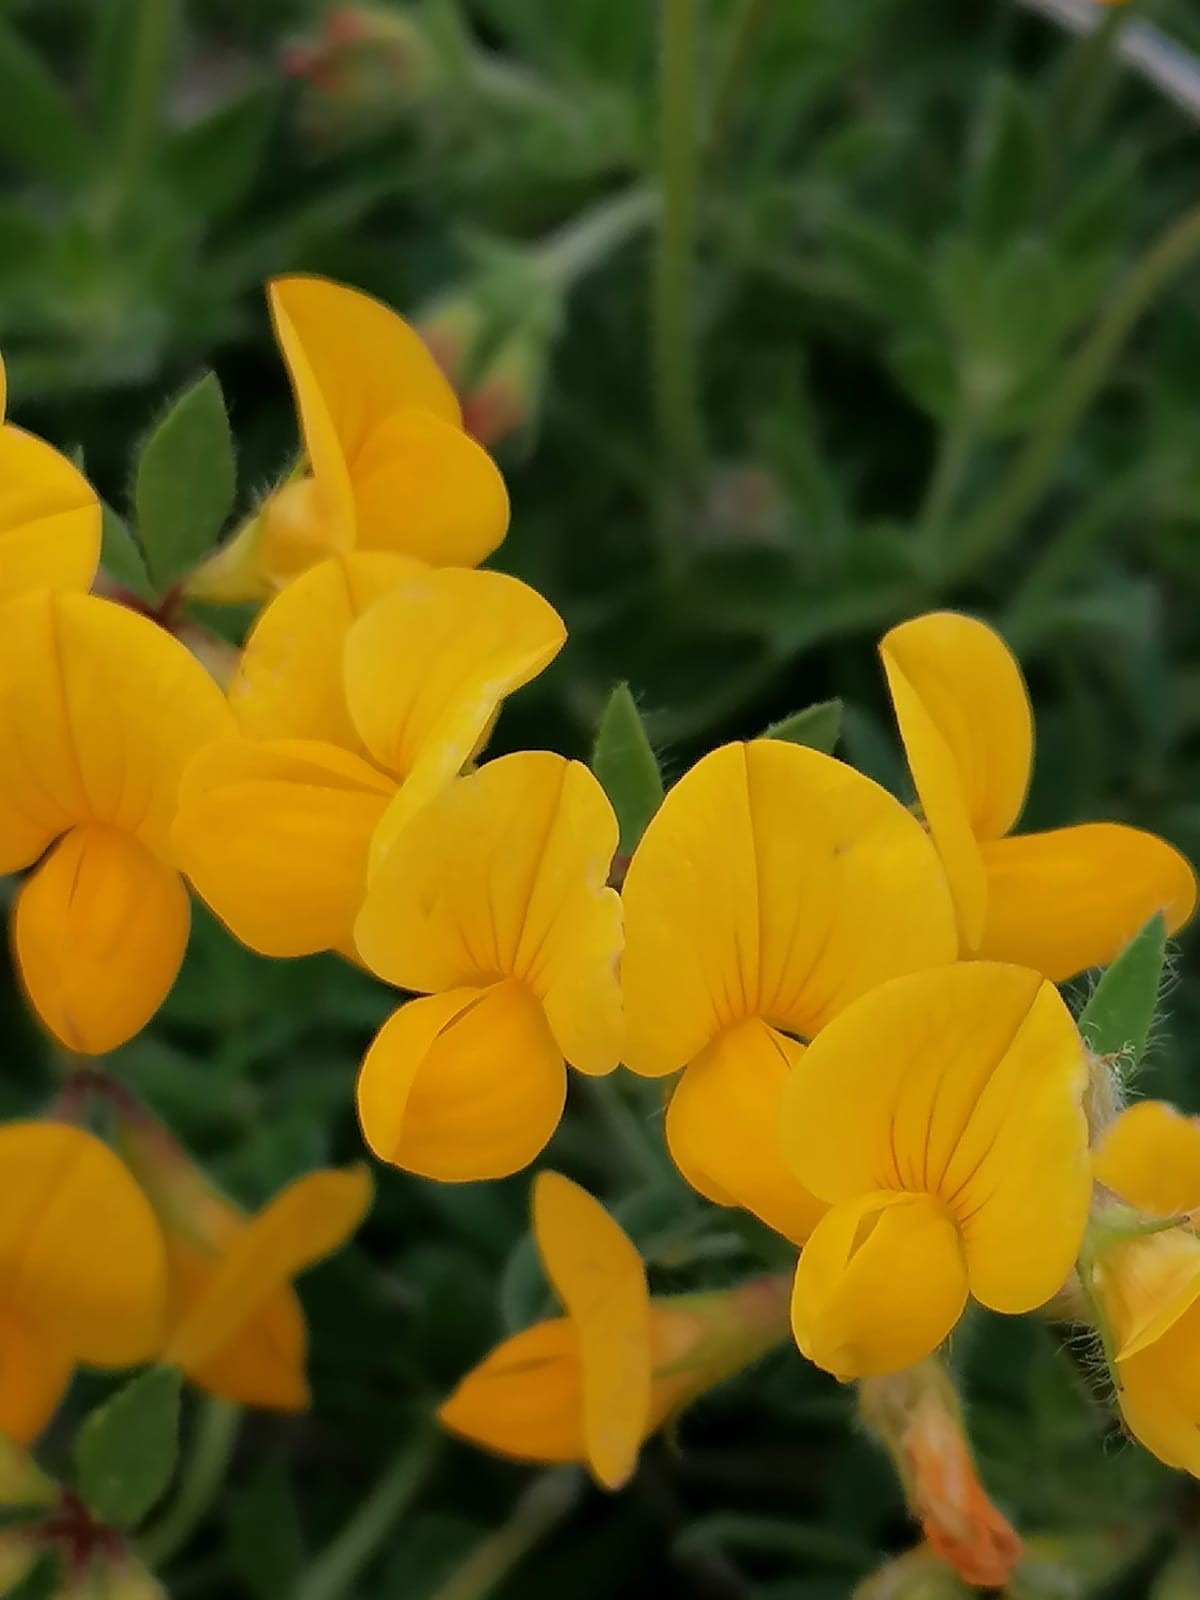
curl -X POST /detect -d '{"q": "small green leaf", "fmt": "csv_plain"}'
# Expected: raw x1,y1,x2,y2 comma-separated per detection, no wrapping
165,84,279,220
0,24,93,188
134,373,236,591
966,76,1045,245
100,502,153,601
1077,913,1167,1071
591,684,664,854
760,699,842,754
74,1367,181,1530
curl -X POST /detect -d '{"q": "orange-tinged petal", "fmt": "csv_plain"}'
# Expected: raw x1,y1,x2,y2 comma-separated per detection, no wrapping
533,1172,651,1490
1095,1101,1200,1218
665,1020,824,1243
184,1281,308,1411
0,1122,165,1366
0,1311,72,1444
14,825,190,1054
622,740,957,1078
881,612,1033,841
166,1165,371,1372
977,825,1197,982
230,552,423,749
790,1191,968,1380
781,963,1089,1315
0,592,232,872
356,982,566,1181
344,568,565,822
351,408,509,567
0,423,99,604
174,737,393,957
438,1317,585,1465
356,754,622,1075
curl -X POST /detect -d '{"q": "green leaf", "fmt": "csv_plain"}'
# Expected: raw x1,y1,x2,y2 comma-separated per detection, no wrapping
164,84,279,220
74,1367,182,1530
591,683,664,854
134,373,236,591
1077,913,1166,1070
760,699,842,754
100,502,153,601
0,23,93,188
966,76,1045,245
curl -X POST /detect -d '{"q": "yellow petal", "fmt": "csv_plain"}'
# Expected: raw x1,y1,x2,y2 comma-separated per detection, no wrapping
1117,1303,1200,1474
350,572,566,862
0,1122,165,1365
977,825,1197,982
356,982,566,1180
665,1020,825,1243
879,648,988,950
14,825,190,1055
0,592,232,872
174,738,393,957
356,754,622,1075
0,1312,72,1444
0,423,99,604
166,1165,371,1372
1095,1101,1200,1218
780,962,1089,1314
269,275,461,450
621,740,957,1078
790,1191,968,1380
533,1172,651,1490
438,1317,585,1465
1095,1229,1200,1361
230,552,423,748
880,611,1033,840
351,408,509,567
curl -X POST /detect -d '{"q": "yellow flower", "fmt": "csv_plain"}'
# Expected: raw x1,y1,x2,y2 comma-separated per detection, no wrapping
620,739,958,1242
0,351,99,604
881,610,1196,980
0,593,233,1053
116,1107,372,1410
353,752,622,1180
174,554,564,958
189,276,509,600
0,1121,165,1443
1091,1100,1200,1475
438,1172,791,1488
780,962,1090,1380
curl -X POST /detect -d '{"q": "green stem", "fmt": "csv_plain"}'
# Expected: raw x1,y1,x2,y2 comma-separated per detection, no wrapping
947,198,1200,582
425,1471,582,1600
537,187,659,291
917,415,977,542
579,1075,664,1186
654,0,705,494
139,1399,240,1569
710,0,778,152
295,1436,439,1600
111,0,174,224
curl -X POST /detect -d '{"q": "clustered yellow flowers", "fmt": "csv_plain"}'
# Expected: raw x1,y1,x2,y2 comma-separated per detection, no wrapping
3,271,1200,1588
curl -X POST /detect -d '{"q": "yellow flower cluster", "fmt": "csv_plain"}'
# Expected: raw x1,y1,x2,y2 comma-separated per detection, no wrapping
2,273,1200,1545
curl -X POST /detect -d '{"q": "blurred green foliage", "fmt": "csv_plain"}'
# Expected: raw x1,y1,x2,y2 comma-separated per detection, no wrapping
7,0,1200,1595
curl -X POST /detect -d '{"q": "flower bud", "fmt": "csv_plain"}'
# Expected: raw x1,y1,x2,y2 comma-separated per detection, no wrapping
459,328,548,448
859,1359,1022,1589
0,1531,41,1592
285,6,444,137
